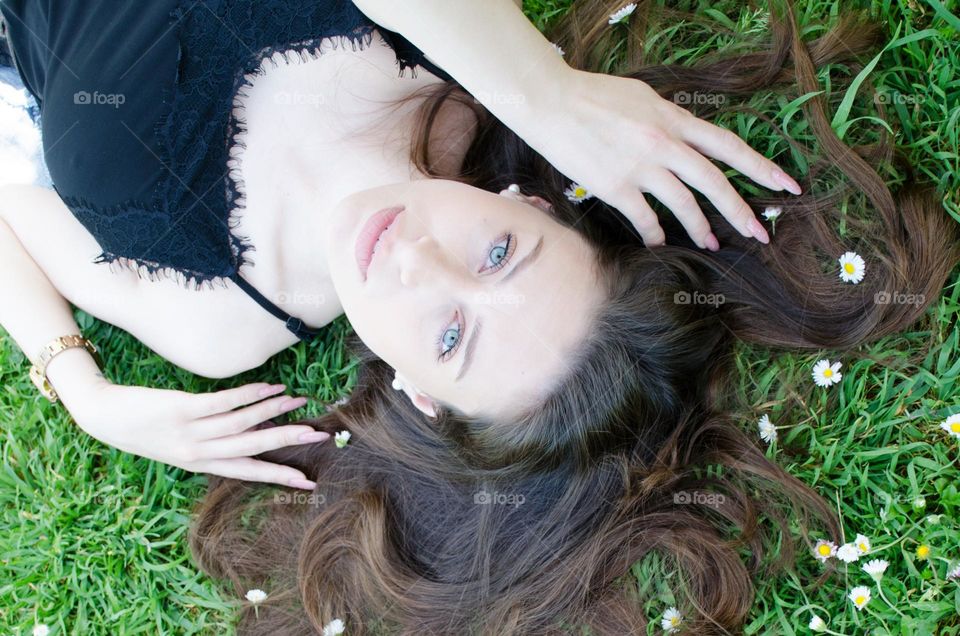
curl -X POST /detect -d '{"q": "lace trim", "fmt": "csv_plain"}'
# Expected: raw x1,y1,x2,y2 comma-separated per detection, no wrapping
62,1,438,293
224,29,380,296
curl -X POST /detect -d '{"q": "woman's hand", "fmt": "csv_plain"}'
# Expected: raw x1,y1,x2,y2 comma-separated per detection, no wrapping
68,380,329,490
520,68,802,249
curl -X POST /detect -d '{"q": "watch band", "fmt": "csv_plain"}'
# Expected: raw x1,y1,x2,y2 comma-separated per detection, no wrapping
28,335,105,403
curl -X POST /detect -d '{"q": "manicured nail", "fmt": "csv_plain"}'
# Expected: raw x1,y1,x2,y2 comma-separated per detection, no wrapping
704,232,720,252
773,168,802,195
298,431,330,443
280,397,308,412
748,218,770,244
288,478,316,490
259,384,286,397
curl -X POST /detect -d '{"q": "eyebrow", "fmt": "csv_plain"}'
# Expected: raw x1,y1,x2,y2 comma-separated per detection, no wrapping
454,235,544,382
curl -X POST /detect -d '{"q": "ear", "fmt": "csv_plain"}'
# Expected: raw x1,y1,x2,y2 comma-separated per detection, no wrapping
399,383,437,418
499,188,555,214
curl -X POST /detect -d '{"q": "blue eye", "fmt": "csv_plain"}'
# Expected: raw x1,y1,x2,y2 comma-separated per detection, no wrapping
483,234,515,272
436,314,461,362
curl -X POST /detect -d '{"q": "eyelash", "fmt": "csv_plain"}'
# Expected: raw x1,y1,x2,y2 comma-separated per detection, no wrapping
435,234,516,362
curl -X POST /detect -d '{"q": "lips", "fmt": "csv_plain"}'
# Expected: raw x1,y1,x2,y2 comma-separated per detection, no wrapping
355,206,404,281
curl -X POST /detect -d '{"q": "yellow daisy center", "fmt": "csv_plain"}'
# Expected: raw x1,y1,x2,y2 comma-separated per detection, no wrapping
844,263,856,274
855,595,866,605
818,544,832,556
950,422,960,433
917,545,930,558
823,369,833,378
574,187,586,197
670,618,680,625
858,542,868,551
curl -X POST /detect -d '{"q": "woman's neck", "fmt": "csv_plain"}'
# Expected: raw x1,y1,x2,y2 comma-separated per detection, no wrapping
231,33,474,321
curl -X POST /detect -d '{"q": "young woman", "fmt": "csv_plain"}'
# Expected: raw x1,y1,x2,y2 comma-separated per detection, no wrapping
181,2,957,635
0,0,797,490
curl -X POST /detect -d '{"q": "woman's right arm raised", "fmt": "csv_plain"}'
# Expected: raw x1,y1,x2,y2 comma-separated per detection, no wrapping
0,184,328,489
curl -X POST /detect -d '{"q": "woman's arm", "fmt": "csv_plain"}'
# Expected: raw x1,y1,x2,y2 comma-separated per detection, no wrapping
352,0,565,130
0,188,108,417
350,0,801,250
0,185,285,380
0,185,328,489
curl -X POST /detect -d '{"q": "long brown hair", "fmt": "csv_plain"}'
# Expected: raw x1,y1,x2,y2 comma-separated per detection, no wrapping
188,1,960,633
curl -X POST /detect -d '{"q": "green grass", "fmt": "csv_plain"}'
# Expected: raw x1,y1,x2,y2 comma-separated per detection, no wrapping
2,0,959,634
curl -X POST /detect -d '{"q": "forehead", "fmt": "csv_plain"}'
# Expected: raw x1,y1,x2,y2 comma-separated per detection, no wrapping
455,229,603,415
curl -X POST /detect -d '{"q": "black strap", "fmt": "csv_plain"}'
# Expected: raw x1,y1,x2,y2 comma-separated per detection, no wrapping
417,55,453,83
230,272,324,342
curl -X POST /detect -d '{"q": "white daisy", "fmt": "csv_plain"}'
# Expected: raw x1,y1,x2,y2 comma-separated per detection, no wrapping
808,614,827,632
912,496,926,510
838,251,866,284
848,585,871,610
811,359,842,387
862,558,888,581
334,430,352,448
322,619,346,636
552,42,565,57
757,413,777,444
813,539,837,562
33,626,50,636
762,206,782,221
946,564,960,581
564,182,594,203
854,533,871,554
661,606,682,632
940,413,960,439
608,3,637,25
245,589,268,604
836,542,861,563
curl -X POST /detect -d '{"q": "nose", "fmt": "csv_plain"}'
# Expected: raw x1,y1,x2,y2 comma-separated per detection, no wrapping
394,233,466,289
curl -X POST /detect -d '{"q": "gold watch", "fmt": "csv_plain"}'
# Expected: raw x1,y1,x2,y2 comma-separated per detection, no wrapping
29,335,105,403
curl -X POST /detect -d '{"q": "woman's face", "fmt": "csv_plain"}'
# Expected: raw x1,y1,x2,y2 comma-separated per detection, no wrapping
324,179,604,419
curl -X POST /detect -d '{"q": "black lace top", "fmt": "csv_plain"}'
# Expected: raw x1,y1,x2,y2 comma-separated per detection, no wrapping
0,0,452,341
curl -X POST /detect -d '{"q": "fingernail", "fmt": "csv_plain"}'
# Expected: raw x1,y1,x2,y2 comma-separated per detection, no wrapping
259,384,286,397
704,232,720,252
773,168,802,195
748,218,770,244
280,397,308,412
298,431,330,443
288,478,316,490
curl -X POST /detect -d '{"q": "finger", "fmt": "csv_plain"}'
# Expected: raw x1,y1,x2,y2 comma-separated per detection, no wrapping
665,143,768,244
193,457,317,489
679,117,802,195
197,395,308,439
185,382,287,419
604,187,666,246
195,424,330,461
643,171,715,249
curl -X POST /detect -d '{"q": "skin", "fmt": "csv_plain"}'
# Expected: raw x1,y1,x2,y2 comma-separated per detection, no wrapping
323,179,605,420
232,28,605,421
